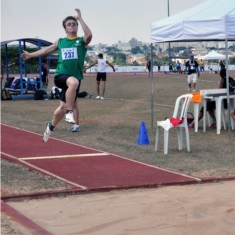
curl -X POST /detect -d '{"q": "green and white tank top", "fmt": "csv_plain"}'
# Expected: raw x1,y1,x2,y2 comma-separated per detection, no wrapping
55,37,87,80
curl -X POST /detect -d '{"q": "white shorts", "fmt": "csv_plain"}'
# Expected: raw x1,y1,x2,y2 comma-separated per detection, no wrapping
187,73,198,84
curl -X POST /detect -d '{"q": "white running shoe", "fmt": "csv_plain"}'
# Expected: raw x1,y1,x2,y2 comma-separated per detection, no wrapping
96,96,100,99
69,124,80,132
100,96,104,100
65,111,75,124
43,121,52,142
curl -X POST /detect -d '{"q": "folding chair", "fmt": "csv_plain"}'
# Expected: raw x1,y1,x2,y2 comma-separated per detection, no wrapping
155,94,193,154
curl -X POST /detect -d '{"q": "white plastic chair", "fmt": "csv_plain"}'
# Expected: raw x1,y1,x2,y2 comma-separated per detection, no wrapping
155,94,193,154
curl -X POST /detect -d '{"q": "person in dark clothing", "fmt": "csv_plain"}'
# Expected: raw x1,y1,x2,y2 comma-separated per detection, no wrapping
219,60,225,69
37,59,49,87
185,54,200,92
157,63,161,72
146,59,151,77
169,63,173,73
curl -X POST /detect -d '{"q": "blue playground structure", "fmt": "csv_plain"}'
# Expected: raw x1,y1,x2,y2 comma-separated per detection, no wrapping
1,38,53,99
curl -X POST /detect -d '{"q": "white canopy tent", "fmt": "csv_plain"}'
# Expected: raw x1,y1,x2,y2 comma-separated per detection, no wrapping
198,50,226,60
151,0,235,43
149,0,235,129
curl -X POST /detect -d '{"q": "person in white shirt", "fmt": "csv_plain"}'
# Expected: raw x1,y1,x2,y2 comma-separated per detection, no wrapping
85,53,115,99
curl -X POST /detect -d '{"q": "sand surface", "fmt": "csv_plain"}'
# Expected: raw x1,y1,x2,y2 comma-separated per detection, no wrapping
7,180,235,235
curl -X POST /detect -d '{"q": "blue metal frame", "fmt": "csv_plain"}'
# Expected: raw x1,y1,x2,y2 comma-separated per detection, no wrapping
1,38,52,99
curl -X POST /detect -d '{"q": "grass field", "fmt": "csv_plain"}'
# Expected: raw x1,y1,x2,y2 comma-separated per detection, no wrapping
1,72,235,178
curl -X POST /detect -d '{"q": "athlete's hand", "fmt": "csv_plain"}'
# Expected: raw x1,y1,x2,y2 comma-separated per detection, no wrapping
74,9,81,20
21,50,31,60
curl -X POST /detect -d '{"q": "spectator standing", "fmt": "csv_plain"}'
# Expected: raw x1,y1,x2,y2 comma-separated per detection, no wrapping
157,63,161,72
199,59,205,73
169,62,173,73
185,54,200,92
219,60,225,69
84,53,115,100
37,59,49,88
176,60,182,74
146,59,151,77
183,60,187,73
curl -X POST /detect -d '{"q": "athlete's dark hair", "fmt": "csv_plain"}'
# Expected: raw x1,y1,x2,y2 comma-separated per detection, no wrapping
62,16,78,29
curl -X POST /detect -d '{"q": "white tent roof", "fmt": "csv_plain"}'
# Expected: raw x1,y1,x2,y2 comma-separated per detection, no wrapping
150,0,235,43
198,50,226,60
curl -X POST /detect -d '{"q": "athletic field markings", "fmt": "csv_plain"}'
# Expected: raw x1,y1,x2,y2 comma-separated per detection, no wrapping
106,97,175,108
173,75,220,83
1,152,87,189
20,152,110,161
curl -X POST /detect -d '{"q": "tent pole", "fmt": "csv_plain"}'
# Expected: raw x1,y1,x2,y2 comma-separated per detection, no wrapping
150,43,154,129
167,0,171,59
18,40,23,96
225,39,231,133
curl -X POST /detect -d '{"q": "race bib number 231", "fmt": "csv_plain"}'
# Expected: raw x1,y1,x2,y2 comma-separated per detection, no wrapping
61,48,78,60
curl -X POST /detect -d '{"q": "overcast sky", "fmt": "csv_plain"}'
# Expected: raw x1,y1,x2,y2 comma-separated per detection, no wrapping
1,0,206,45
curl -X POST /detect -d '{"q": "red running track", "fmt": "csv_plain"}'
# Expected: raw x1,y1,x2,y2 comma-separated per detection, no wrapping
1,124,200,191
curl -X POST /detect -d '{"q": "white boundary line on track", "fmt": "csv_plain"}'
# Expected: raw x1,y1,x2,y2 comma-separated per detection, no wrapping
108,152,202,182
1,123,107,153
20,152,110,161
1,152,88,190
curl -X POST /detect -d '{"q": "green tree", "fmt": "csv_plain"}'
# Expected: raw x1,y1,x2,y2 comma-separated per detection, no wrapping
113,53,126,65
229,56,235,64
84,55,94,66
1,46,57,74
131,46,142,55
132,60,139,66
106,46,120,55
142,45,150,54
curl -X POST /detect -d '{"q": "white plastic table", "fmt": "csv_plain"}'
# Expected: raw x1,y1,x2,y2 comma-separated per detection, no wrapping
202,94,235,134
